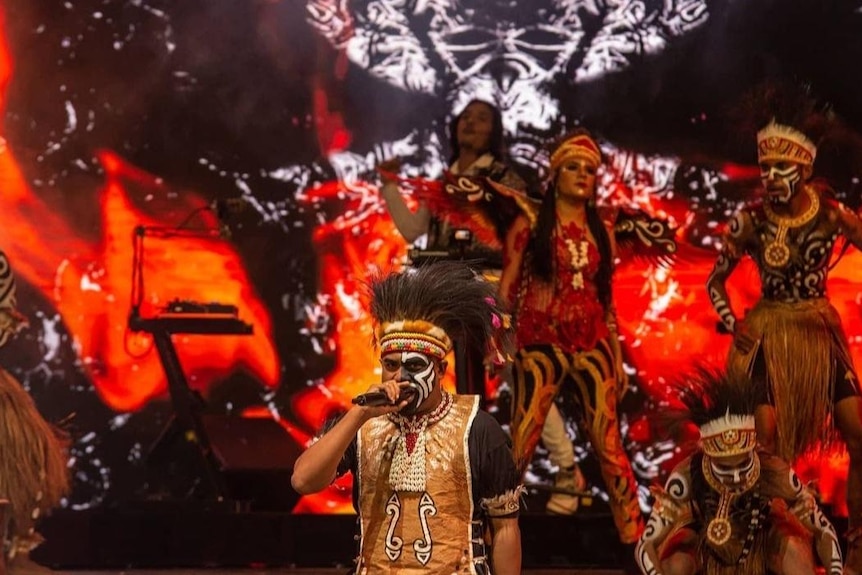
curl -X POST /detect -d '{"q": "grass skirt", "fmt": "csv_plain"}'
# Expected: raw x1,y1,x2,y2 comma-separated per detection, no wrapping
0,368,70,550
728,298,851,460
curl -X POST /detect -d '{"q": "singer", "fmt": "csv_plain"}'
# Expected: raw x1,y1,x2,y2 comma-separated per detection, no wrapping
351,385,418,407
291,262,522,574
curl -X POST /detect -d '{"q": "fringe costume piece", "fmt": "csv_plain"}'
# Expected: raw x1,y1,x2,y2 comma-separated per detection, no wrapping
0,369,70,553
510,342,643,543
728,297,851,460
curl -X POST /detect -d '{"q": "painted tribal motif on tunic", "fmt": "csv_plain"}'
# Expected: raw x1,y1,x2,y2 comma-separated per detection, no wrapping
355,394,491,574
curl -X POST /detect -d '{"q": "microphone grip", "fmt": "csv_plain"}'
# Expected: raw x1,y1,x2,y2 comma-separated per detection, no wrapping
351,391,391,407
351,387,418,407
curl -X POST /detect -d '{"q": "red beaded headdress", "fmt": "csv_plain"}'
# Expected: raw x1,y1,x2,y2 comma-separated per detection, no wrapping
699,412,757,458
549,133,602,175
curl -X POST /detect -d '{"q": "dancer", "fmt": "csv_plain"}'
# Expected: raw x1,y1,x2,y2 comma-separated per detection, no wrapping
378,99,526,402
498,130,648,542
706,99,862,573
0,250,71,568
378,98,525,256
291,262,521,575
636,367,843,575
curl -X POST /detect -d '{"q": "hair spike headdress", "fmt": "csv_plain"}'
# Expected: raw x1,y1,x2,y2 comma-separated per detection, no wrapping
368,261,511,364
731,79,835,165
672,365,758,458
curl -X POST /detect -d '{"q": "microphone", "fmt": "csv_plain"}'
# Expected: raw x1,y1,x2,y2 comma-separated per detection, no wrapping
352,387,418,407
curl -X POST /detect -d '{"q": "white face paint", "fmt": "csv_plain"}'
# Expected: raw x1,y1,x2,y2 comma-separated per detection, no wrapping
760,160,804,204
709,453,756,489
380,351,438,413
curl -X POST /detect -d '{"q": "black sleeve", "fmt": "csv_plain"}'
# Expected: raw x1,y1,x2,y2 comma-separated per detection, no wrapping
317,414,357,478
469,410,521,518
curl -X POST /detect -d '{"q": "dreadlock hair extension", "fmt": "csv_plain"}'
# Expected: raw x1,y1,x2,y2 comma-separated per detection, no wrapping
368,261,511,357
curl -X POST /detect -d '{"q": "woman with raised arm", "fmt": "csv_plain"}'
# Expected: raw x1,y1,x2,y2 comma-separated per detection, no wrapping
499,130,645,546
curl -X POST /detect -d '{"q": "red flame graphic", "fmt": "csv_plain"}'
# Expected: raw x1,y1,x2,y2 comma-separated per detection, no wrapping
0,14,279,411
0,5,854,516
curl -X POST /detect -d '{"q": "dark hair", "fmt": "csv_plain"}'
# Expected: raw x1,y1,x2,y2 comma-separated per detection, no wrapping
651,364,756,452
527,182,614,311
368,261,511,354
730,79,834,153
447,99,505,165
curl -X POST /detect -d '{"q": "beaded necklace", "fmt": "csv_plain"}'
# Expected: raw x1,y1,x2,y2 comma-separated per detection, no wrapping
388,392,453,492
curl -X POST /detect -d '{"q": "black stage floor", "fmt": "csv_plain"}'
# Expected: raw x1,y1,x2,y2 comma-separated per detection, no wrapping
29,495,849,573
31,500,629,571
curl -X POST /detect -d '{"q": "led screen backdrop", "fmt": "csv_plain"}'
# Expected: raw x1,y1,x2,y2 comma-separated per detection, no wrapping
1,0,861,514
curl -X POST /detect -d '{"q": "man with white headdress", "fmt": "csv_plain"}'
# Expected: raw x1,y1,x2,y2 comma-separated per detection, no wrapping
291,261,522,575
635,367,843,575
707,94,862,573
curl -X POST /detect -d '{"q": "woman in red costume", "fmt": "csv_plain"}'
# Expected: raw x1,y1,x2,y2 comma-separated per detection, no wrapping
499,130,645,547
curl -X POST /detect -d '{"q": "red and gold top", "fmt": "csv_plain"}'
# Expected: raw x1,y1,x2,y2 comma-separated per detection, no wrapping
512,221,609,352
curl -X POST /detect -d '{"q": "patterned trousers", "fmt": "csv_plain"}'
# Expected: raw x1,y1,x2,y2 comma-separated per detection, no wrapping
510,341,644,543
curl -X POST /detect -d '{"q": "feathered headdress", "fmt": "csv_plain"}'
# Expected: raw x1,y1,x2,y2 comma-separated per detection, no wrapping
660,365,758,458
368,261,512,365
731,79,862,198
730,79,839,167
757,121,817,166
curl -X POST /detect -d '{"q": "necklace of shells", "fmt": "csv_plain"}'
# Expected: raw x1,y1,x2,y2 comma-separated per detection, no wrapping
561,221,590,291
387,391,453,492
